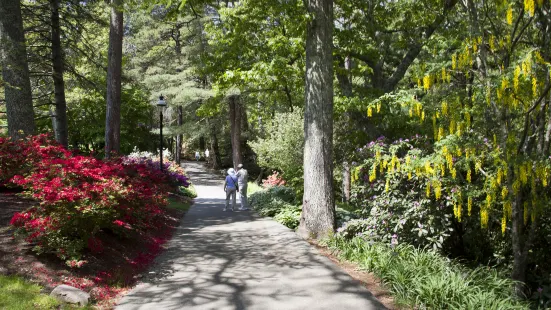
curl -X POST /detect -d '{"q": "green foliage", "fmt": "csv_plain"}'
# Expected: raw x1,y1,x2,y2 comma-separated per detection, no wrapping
0,275,60,310
327,236,529,310
246,182,263,196
67,83,155,155
249,110,304,191
249,185,299,227
179,184,197,198
273,206,302,230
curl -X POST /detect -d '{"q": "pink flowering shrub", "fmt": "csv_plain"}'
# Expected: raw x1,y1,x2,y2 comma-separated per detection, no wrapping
3,135,184,263
262,171,286,187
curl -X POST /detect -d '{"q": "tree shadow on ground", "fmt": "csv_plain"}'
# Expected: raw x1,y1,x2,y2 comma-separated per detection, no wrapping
117,197,386,310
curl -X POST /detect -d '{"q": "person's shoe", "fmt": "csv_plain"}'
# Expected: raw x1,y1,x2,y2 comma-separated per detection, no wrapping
238,207,250,211
223,208,227,211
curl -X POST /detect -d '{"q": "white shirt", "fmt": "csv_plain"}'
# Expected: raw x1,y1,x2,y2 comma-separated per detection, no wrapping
236,169,248,186
205,149,210,157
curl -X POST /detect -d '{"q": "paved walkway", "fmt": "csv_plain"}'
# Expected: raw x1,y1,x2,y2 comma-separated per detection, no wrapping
117,162,385,310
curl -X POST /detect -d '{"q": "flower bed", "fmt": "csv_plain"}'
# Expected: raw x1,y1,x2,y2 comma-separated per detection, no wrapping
1,135,189,265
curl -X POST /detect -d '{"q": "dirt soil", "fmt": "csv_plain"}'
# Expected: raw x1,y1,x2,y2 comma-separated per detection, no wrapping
310,241,403,310
0,189,188,309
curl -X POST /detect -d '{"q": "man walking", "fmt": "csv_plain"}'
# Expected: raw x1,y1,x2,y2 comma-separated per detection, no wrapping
236,164,249,210
205,148,210,164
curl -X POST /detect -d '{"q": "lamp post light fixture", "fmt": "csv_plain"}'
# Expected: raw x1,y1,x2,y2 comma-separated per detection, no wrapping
157,95,167,171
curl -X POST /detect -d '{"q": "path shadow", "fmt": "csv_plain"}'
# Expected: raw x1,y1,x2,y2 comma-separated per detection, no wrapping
118,197,386,309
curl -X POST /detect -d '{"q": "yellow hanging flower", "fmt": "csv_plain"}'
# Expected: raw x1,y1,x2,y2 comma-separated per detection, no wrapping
501,186,509,200
467,168,472,183
376,102,381,113
408,171,412,180
367,107,373,117
502,215,507,235
504,200,512,219
457,204,462,222
442,101,448,116
519,165,528,185
452,168,457,179
486,193,492,208
481,209,489,228
426,181,431,198
423,75,431,90
513,179,521,193
434,182,442,200
385,178,390,193
369,165,377,182
421,111,426,123
514,66,521,92
452,54,457,69
489,36,496,52
532,77,538,98
507,6,513,25
501,78,509,91
524,0,535,17
446,154,453,170
468,197,473,216
497,169,503,185
417,78,422,88
438,127,445,140
441,68,447,82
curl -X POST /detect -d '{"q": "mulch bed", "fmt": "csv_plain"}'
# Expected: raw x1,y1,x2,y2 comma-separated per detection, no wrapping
0,189,188,309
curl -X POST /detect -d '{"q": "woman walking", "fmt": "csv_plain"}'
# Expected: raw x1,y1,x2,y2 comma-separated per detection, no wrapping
223,168,239,211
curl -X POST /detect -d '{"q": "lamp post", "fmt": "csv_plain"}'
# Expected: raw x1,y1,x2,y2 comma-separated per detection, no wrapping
157,95,167,171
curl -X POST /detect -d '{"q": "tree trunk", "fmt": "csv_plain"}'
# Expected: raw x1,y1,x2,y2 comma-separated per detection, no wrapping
0,0,36,139
175,105,183,165
104,0,123,158
50,0,68,148
336,56,353,202
342,162,351,202
208,119,221,169
199,136,206,151
228,95,242,168
297,0,335,240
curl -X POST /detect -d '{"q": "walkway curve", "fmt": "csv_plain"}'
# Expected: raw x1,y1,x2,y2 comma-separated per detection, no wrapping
116,162,386,310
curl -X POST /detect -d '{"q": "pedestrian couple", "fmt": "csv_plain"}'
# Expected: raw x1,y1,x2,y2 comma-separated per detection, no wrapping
223,164,249,211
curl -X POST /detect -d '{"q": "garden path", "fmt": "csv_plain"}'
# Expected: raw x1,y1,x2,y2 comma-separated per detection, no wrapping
116,161,385,310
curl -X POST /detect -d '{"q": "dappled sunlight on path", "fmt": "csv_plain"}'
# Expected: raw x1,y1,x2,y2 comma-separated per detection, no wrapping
116,162,385,310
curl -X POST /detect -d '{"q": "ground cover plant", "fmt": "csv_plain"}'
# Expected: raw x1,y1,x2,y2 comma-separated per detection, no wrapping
327,235,530,310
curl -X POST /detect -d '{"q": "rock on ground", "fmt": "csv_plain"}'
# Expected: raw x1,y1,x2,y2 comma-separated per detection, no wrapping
50,284,90,306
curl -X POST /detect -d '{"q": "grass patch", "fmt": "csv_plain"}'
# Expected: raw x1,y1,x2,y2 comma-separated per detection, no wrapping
167,197,192,212
0,275,60,310
326,236,530,310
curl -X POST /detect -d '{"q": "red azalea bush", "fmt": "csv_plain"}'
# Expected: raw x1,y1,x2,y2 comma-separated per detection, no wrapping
3,135,185,264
